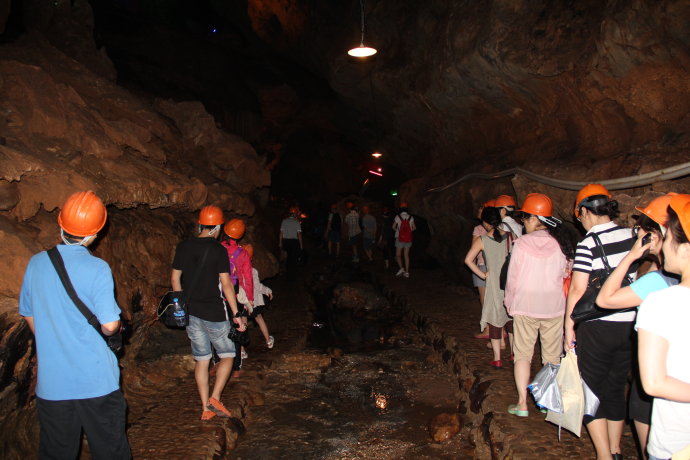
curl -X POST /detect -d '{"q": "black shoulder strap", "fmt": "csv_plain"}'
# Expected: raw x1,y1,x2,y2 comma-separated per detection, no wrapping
590,233,612,274
47,247,102,334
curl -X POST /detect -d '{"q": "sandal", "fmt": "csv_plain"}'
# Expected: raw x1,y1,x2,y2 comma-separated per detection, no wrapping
507,404,529,417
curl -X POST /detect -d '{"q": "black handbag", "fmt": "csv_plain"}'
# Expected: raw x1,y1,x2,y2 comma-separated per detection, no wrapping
570,233,634,323
157,246,210,328
498,233,514,290
47,247,126,356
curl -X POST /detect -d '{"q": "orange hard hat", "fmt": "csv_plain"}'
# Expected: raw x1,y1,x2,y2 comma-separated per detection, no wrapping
57,191,107,237
224,218,245,239
362,205,370,213
494,195,517,208
198,206,224,226
670,194,690,240
346,201,354,209
574,184,611,217
289,206,300,215
483,199,497,208
243,243,254,259
399,202,408,208
635,193,678,227
518,193,553,217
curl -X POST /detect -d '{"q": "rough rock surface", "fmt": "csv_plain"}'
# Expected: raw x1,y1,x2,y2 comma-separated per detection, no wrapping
0,15,276,459
428,412,462,443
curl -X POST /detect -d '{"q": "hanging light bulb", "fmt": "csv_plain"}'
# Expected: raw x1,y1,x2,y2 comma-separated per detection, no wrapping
371,151,382,158
348,0,377,57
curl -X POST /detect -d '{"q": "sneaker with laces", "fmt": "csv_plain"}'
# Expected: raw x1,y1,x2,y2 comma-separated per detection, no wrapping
241,349,248,360
403,271,410,278
395,268,405,277
206,398,232,417
266,336,275,349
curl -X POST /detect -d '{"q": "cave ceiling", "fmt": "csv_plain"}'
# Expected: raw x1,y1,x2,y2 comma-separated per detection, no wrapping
83,0,690,187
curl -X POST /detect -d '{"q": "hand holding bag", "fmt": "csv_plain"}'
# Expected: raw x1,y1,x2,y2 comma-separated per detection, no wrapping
570,233,634,323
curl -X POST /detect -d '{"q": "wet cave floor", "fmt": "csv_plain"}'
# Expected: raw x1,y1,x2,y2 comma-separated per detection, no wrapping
122,247,640,460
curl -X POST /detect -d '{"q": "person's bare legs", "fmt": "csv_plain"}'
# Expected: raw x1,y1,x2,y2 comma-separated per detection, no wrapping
402,247,411,273
586,419,613,460
633,420,649,456
513,359,530,411
395,246,404,272
210,357,234,401
607,419,624,456
478,286,486,307
490,339,502,361
254,315,270,342
335,242,340,257
194,360,211,411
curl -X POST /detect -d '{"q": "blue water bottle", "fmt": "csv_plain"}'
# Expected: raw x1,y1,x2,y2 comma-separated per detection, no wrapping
172,297,186,327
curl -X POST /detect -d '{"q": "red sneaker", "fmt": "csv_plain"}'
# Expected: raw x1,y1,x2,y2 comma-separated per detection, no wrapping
489,360,503,368
201,410,217,421
207,398,232,418
507,354,515,362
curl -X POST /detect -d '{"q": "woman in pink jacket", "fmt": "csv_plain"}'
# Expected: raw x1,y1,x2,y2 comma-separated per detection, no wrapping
504,193,574,417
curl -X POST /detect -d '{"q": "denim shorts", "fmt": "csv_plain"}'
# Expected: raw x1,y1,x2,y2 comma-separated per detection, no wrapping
395,240,412,249
186,315,236,361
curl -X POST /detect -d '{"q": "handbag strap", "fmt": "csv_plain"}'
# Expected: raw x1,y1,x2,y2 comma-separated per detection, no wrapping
590,232,612,274
47,247,104,338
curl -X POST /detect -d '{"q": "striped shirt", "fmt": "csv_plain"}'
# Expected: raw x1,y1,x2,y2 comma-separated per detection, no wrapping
573,221,636,322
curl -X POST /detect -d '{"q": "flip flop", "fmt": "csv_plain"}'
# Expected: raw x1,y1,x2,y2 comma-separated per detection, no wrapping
507,404,529,417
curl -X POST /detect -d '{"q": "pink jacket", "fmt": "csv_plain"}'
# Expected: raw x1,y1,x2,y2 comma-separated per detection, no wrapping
504,230,567,318
221,239,254,303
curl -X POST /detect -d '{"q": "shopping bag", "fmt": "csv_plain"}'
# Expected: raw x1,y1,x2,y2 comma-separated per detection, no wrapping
528,363,562,413
545,350,585,438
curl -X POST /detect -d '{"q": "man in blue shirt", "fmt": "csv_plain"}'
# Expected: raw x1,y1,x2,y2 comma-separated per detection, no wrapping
19,191,130,459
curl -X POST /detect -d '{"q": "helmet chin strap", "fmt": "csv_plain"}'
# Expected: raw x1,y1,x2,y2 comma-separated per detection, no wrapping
537,215,562,228
61,229,95,246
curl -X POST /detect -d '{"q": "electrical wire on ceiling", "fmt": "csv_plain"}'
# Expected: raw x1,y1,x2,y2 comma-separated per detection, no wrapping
426,160,690,193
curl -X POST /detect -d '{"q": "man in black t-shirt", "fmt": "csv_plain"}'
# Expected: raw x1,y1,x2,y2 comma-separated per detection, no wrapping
171,205,246,421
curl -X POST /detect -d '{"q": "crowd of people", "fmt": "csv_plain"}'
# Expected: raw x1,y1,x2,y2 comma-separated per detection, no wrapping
464,186,690,460
323,201,416,277
18,186,690,459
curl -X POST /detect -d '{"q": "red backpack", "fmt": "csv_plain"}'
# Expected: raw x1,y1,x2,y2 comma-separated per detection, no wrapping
398,215,413,243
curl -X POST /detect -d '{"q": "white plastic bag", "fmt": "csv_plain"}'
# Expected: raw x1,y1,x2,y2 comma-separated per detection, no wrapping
546,350,585,438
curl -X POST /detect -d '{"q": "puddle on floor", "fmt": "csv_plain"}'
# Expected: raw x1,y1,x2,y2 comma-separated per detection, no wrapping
231,268,474,459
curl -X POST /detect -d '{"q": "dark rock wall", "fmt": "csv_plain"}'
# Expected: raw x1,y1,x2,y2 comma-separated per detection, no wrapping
0,4,276,455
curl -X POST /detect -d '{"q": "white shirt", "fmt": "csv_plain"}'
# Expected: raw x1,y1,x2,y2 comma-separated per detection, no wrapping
636,285,690,459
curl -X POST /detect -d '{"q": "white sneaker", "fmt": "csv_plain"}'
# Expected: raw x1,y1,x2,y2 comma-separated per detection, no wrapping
396,268,405,277
266,336,275,349
403,271,410,278
241,349,248,360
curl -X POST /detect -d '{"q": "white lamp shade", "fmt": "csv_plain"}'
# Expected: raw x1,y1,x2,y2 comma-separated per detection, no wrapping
348,45,377,57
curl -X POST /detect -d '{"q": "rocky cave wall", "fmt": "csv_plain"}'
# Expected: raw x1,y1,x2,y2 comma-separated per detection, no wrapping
0,3,277,456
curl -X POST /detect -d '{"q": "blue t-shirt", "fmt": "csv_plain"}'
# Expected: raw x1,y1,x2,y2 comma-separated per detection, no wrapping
630,270,679,302
19,245,121,400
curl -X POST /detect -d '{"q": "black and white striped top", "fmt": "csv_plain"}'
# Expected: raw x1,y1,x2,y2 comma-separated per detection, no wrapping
573,221,636,322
